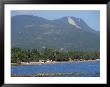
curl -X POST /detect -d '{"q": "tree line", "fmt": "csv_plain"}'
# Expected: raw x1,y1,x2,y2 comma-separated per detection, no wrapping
11,48,100,63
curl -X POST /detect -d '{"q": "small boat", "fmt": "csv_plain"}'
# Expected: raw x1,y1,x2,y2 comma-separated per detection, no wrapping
96,59,100,61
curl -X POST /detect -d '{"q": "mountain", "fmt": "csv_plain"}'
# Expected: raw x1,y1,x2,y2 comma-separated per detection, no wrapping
11,15,100,52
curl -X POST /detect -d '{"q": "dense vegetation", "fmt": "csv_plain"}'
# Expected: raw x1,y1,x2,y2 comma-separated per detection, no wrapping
11,48,100,64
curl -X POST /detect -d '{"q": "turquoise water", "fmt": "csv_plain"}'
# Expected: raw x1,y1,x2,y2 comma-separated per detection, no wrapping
11,61,100,77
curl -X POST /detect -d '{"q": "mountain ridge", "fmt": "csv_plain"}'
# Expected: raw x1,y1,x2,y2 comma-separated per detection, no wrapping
11,15,100,52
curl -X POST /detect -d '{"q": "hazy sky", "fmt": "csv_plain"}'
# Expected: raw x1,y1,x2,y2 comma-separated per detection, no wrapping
11,10,100,31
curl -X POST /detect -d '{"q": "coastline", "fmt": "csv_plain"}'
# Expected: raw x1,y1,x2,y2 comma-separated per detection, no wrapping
11,59,99,66
11,72,99,77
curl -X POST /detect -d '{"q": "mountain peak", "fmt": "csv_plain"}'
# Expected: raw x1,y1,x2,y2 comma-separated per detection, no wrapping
67,16,81,29
11,15,100,51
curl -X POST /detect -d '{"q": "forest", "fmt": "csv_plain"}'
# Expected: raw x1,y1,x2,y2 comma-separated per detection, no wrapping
11,48,100,64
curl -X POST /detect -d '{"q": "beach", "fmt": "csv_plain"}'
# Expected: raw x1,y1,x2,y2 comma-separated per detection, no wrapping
11,59,99,66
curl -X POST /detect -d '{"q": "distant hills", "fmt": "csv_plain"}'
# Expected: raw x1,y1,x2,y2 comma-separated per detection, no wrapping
11,15,100,52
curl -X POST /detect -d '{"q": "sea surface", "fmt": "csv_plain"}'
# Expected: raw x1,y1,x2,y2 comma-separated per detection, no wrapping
11,61,100,77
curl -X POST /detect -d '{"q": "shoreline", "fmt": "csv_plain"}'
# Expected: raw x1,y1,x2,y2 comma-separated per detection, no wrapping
11,59,99,66
11,72,99,77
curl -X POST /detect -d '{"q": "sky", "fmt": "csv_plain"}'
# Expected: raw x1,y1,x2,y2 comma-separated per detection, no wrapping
11,10,100,31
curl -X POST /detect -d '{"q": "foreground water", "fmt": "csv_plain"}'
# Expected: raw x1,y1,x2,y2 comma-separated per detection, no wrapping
11,61,100,77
